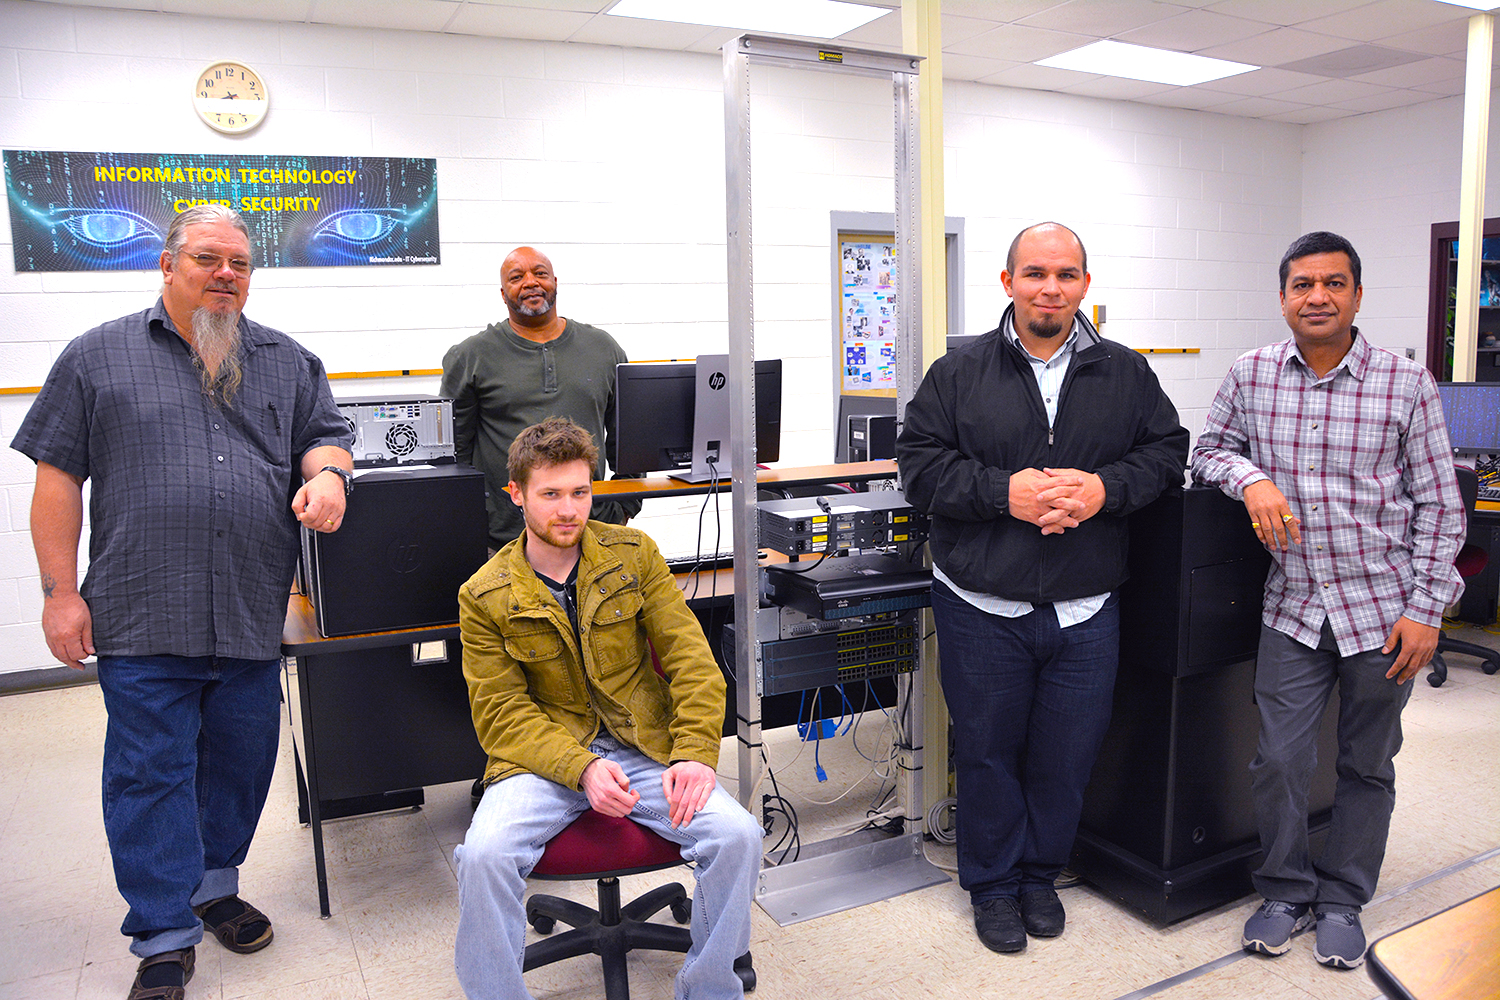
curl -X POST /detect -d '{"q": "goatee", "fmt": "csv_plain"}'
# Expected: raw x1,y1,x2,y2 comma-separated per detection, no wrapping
1026,318,1066,340
191,307,244,406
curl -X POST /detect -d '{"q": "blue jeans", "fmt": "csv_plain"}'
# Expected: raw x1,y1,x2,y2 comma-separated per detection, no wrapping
454,734,761,1000
931,581,1120,902
96,655,282,958
1250,623,1411,912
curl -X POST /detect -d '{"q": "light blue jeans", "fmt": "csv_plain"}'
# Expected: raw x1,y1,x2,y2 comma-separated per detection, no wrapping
454,734,761,1000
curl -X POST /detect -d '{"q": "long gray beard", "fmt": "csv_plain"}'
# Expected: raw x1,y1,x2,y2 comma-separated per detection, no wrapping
192,307,243,406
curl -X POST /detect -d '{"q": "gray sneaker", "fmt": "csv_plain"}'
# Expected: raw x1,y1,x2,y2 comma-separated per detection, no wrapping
1242,899,1312,955
1312,911,1366,969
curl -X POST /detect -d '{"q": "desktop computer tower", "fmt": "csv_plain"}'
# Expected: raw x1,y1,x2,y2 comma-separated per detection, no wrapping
1071,485,1340,924
301,464,488,637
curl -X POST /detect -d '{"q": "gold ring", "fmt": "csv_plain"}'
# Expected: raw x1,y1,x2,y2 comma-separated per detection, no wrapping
1250,522,1260,528
1282,514,1294,521
325,518,334,525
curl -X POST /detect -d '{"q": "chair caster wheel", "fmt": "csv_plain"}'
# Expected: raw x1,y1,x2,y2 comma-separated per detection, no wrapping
1427,672,1444,687
670,899,691,923
528,914,555,934
734,950,755,992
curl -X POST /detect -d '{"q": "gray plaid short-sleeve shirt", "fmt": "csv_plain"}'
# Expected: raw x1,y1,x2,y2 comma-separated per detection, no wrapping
12,300,352,660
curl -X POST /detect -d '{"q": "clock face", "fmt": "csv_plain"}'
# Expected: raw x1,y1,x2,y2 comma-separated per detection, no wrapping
195,61,269,134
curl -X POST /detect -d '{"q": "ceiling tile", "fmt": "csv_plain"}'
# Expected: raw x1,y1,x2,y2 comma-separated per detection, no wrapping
567,13,722,49
1409,74,1467,96
1134,86,1243,110
1194,66,1326,97
940,53,1023,83
1350,55,1465,88
830,10,903,46
467,0,613,9
313,0,459,32
1204,95,1312,117
1263,77,1393,104
1328,88,1445,113
940,0,1065,20
941,13,1022,46
1113,8,1273,52
1375,17,1469,57
946,22,1092,61
168,0,314,18
682,27,748,55
446,5,593,40
1058,75,1176,100
1015,0,1192,37
974,60,1100,90
1260,104,1354,123
1200,0,1375,27
1277,44,1426,77
1297,0,1471,44
1197,26,1353,66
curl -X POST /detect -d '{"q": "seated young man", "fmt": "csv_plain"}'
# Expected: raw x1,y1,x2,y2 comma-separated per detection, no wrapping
452,416,761,1000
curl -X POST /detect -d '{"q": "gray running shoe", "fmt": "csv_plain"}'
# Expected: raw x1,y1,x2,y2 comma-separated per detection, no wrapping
1242,899,1312,955
1312,911,1366,969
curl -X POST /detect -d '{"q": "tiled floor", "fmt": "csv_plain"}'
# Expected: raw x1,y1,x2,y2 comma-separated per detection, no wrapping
3,623,1498,1000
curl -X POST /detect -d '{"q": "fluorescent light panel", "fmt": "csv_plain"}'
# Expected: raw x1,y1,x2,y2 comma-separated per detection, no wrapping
607,0,887,38
1038,40,1257,87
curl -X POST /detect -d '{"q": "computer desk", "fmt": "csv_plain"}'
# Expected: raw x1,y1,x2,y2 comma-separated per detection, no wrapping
1368,885,1500,999
282,461,892,917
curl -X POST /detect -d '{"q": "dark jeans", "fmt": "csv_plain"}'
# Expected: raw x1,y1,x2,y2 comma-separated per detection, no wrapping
1250,623,1410,912
97,654,281,958
931,581,1120,902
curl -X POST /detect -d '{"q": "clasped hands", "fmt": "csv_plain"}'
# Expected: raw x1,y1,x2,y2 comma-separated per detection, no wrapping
1009,467,1105,535
579,756,716,829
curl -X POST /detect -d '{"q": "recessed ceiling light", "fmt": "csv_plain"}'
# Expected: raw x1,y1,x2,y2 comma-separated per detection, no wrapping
1434,1,1500,11
607,0,888,38
1038,40,1257,87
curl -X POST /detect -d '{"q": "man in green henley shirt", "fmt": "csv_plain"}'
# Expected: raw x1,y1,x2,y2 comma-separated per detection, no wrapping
442,246,641,550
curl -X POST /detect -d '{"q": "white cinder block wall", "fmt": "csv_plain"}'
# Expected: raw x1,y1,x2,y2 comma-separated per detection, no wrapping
0,0,1484,676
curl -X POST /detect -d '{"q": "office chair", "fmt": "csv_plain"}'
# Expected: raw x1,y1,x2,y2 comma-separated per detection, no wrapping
522,808,756,999
1428,465,1500,687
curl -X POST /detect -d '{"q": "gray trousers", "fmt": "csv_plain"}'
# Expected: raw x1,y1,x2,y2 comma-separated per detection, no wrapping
1250,622,1412,913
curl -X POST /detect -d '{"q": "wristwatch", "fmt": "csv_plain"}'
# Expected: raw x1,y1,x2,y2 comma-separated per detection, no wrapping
321,465,354,496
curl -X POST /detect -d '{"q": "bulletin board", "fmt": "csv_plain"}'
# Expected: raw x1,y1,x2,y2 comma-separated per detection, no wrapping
838,232,898,394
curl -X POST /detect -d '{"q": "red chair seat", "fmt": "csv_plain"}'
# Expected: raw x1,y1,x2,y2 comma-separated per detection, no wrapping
531,809,684,879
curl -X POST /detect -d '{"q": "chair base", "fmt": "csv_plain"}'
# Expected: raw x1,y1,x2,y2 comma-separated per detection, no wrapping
1426,634,1500,687
523,877,755,998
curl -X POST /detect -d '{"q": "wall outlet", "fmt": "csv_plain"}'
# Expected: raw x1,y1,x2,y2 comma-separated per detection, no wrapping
1406,348,1416,360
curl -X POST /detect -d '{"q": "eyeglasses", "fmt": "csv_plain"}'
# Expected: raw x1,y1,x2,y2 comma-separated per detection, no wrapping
181,251,252,276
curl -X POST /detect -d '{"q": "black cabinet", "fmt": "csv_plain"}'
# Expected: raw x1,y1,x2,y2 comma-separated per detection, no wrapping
1072,486,1339,924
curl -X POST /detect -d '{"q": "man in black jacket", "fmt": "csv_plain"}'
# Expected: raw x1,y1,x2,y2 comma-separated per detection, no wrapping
897,222,1188,953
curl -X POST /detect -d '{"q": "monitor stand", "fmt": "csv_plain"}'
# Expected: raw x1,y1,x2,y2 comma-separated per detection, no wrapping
674,354,733,483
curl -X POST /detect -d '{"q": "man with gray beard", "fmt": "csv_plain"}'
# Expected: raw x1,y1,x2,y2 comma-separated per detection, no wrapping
442,245,640,551
11,205,352,1000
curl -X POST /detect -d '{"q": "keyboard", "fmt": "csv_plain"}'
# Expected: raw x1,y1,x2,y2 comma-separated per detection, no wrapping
662,547,736,572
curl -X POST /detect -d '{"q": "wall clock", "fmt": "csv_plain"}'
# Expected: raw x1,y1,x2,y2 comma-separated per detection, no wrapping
194,60,269,134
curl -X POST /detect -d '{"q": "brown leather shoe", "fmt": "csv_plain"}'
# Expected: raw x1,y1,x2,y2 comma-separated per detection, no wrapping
127,946,194,1000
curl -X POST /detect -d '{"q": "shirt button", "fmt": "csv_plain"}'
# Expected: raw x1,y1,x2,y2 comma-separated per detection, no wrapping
1308,464,1314,470
218,492,225,499
217,455,224,462
217,530,224,537
214,423,220,430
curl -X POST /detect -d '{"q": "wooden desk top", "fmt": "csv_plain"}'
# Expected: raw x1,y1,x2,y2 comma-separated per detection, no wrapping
592,460,897,500
1369,885,1500,1000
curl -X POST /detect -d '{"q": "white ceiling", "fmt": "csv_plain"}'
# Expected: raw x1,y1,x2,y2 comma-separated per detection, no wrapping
33,0,1500,122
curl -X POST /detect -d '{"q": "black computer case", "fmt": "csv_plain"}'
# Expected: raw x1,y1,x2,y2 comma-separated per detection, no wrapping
301,464,488,637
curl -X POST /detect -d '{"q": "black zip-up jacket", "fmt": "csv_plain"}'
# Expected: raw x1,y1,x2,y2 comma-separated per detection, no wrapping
897,304,1189,603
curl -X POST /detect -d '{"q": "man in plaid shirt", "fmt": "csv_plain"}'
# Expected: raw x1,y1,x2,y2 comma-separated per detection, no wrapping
1190,231,1465,971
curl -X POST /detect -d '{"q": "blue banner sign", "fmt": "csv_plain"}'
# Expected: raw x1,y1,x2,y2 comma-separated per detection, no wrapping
4,149,440,271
